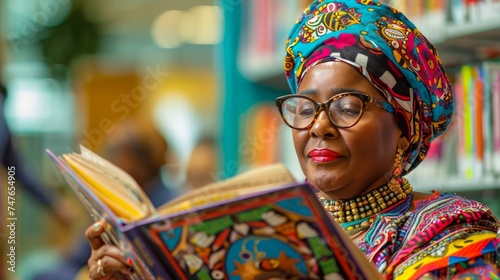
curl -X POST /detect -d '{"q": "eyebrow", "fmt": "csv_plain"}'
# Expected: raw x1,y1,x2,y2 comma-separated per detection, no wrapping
298,87,366,96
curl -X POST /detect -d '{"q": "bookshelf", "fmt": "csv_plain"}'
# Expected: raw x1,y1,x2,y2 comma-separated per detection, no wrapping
237,0,500,88
220,0,500,194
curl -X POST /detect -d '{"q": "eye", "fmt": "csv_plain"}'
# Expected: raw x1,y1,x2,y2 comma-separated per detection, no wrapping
332,96,362,116
297,101,315,116
283,102,297,113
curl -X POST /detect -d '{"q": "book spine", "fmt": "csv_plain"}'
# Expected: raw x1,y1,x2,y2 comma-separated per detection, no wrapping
473,66,484,177
454,73,465,179
451,0,467,24
125,228,175,280
460,65,475,179
493,70,500,174
480,63,493,176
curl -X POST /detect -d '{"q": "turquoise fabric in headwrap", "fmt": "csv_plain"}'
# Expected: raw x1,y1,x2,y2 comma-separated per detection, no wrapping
284,0,454,174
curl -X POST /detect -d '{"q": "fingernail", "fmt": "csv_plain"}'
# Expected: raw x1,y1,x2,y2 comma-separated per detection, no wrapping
93,223,100,230
127,258,133,266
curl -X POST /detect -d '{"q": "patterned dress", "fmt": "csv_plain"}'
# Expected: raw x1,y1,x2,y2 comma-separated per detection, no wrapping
353,191,500,279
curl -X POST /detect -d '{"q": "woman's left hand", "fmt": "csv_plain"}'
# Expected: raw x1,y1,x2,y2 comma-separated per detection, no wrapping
85,221,133,279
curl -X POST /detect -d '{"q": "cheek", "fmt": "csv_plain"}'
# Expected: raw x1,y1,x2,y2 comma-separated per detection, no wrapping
292,130,310,171
292,130,307,156
343,124,392,156
348,121,399,166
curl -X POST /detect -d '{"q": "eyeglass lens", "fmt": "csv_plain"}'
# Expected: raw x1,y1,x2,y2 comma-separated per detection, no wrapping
280,95,364,129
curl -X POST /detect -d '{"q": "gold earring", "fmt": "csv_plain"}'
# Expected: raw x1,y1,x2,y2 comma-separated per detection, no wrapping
388,148,404,192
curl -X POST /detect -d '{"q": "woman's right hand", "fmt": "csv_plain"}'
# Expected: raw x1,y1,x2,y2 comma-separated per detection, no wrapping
85,221,133,279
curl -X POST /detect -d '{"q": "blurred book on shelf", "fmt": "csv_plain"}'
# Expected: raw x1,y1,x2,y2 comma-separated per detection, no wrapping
409,60,500,190
237,0,309,87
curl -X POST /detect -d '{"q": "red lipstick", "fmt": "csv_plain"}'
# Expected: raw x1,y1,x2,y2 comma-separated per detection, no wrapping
308,149,342,163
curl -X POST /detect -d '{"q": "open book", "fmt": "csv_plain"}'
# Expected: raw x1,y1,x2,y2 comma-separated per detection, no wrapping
47,145,382,280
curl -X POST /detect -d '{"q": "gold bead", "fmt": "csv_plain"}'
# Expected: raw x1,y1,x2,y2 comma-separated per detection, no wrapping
346,216,353,222
353,214,360,220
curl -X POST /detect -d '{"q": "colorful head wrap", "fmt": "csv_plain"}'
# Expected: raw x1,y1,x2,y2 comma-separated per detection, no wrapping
284,0,454,174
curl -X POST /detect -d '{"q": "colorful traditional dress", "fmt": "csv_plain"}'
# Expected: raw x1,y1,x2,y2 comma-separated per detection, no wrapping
352,192,500,279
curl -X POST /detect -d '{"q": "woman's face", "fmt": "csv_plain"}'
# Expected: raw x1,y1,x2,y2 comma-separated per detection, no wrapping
293,61,405,200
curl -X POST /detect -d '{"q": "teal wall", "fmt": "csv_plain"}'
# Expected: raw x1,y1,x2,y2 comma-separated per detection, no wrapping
218,1,286,179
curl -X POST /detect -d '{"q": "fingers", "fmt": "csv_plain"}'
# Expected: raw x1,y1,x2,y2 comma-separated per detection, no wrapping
89,244,133,279
85,221,106,250
85,221,135,279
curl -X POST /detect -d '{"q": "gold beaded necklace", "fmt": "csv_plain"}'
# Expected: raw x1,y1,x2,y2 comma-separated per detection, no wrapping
318,178,413,228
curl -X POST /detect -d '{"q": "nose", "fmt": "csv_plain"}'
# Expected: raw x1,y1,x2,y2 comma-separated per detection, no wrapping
309,110,339,139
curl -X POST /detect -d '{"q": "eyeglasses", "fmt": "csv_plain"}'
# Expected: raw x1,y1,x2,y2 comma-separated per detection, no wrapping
275,92,395,130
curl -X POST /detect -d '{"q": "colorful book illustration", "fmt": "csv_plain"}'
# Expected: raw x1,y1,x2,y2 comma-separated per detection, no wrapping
46,146,382,280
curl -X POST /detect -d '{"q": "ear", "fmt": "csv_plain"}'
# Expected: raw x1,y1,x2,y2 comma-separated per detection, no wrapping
397,134,410,151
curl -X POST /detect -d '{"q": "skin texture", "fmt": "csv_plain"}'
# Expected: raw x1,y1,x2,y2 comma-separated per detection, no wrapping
292,61,409,200
85,221,132,279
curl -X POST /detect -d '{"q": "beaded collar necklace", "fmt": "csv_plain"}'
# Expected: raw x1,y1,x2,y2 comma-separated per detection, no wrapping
317,178,413,233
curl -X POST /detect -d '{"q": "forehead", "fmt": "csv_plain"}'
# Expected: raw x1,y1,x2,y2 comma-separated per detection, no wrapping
297,61,385,101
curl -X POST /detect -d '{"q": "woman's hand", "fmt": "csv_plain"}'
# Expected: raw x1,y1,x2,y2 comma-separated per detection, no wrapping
85,221,133,279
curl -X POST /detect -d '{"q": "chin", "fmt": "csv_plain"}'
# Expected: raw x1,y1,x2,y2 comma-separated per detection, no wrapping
308,170,339,193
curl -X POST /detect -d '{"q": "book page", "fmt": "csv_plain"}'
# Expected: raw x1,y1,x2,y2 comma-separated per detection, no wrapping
157,163,297,215
79,145,155,215
63,154,147,222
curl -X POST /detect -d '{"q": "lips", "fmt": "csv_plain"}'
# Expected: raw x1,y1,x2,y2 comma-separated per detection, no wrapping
308,149,342,163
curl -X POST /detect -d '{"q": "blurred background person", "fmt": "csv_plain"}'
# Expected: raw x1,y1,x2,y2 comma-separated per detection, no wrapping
185,135,219,190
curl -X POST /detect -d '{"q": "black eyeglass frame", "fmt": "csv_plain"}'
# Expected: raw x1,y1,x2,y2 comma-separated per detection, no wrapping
275,92,395,130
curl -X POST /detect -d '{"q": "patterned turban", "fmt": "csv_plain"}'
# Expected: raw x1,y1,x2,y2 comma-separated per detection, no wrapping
284,0,454,174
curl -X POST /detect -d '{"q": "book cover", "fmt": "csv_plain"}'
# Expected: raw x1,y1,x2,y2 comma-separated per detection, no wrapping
135,184,367,279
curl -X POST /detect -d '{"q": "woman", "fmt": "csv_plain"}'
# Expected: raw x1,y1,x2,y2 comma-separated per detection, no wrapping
85,0,500,279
